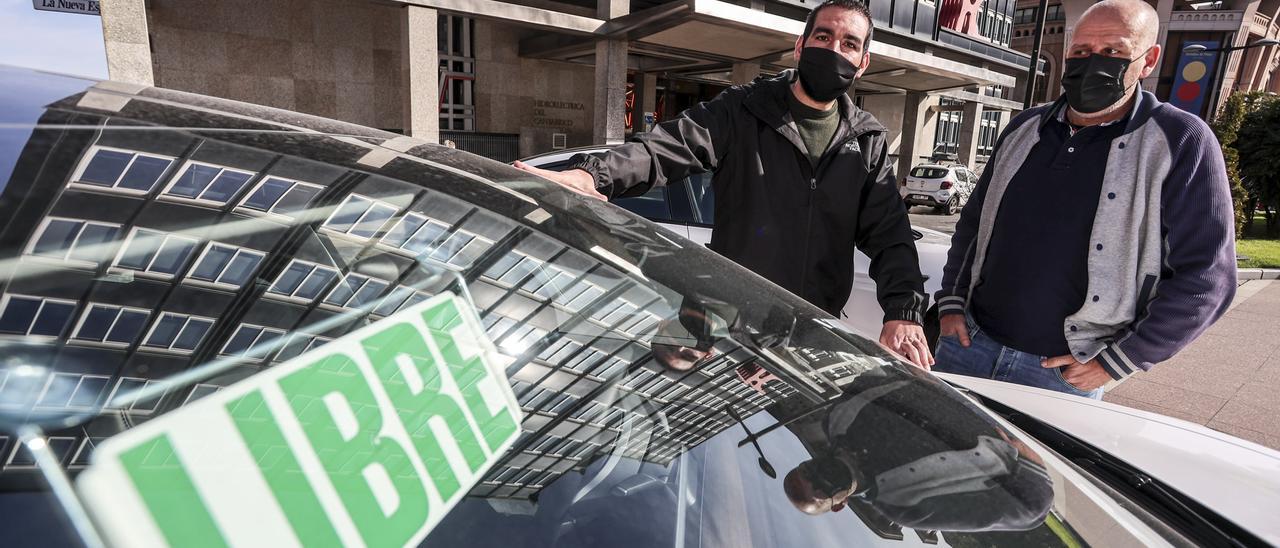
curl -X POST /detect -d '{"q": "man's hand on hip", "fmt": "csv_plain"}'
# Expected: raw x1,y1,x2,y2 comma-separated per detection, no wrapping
1042,355,1111,391
880,320,934,370
938,314,970,347
513,161,606,200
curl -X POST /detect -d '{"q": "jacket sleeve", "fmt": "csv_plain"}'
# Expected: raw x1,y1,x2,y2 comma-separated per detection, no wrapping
569,87,742,199
1094,120,1237,380
855,136,928,325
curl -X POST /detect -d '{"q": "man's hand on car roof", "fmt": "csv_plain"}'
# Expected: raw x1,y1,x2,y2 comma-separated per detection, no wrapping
513,161,606,201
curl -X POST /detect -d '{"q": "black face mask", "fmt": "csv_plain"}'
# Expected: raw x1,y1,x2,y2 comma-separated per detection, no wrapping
1061,50,1146,114
798,46,859,103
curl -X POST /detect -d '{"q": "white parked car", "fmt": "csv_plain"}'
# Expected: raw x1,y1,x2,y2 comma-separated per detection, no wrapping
520,147,953,340
4,67,1277,548
900,162,978,215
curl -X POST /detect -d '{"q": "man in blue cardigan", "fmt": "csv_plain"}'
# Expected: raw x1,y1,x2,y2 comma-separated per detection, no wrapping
933,0,1237,397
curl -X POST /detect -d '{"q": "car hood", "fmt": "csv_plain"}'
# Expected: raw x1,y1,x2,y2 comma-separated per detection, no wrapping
942,373,1280,545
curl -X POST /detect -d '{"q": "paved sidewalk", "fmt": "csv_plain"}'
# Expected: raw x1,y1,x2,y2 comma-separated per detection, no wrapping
1105,279,1280,450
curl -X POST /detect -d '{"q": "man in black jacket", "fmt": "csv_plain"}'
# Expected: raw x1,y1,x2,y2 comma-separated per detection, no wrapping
515,0,932,368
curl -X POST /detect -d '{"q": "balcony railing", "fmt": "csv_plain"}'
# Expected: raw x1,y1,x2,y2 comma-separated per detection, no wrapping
1168,9,1245,32
1251,11,1276,38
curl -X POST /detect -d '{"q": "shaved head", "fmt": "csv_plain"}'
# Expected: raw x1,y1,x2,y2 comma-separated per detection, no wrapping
1077,0,1160,50
1064,0,1163,122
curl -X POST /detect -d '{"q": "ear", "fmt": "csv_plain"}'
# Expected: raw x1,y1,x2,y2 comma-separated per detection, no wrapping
794,34,805,63
1140,45,1161,78
858,51,871,77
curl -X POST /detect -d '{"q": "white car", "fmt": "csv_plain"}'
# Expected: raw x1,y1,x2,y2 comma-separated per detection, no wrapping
900,163,978,215
5,67,1277,547
520,147,953,340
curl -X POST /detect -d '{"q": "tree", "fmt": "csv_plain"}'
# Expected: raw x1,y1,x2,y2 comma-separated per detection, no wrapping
1211,92,1253,236
1236,93,1280,237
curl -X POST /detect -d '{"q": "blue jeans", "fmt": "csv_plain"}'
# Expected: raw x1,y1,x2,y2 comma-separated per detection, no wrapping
935,314,1104,399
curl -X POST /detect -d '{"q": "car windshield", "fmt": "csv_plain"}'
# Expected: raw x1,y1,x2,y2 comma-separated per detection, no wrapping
0,68,1194,548
910,167,948,179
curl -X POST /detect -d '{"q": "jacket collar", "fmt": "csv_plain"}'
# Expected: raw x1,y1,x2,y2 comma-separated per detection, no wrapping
744,69,886,158
1039,89,1158,136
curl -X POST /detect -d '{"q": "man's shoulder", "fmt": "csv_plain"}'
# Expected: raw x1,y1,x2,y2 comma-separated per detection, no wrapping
1143,96,1216,150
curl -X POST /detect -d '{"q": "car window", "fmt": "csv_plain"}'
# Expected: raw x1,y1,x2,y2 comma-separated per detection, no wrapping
613,185,673,222
686,172,715,224
910,167,947,179
0,71,1206,548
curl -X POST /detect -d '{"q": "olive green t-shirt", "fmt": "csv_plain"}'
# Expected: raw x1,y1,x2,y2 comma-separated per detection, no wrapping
787,91,840,168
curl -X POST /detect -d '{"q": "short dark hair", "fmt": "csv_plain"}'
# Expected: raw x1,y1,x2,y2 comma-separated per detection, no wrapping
802,0,875,49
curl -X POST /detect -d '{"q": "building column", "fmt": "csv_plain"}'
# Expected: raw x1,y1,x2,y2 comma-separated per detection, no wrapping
401,6,440,142
633,72,658,132
594,0,629,145
897,92,930,181
99,0,154,85
731,62,761,85
957,100,984,168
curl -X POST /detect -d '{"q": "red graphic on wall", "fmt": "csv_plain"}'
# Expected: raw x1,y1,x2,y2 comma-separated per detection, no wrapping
940,0,984,38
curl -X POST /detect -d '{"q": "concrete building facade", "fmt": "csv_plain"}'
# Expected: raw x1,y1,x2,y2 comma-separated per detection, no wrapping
1009,0,1280,115
98,0,1036,172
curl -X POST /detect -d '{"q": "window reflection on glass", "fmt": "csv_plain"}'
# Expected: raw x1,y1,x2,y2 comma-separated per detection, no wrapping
75,147,174,193
72,304,150,345
28,218,121,265
0,295,77,337
164,162,256,204
188,244,265,288
142,312,214,353
115,228,199,277
239,177,322,217
267,259,339,302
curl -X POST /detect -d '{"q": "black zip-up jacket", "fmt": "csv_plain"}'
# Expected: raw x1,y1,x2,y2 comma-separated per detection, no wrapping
570,70,927,323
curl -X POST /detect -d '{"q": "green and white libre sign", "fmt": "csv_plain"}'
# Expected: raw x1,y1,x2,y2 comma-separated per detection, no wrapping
76,293,523,548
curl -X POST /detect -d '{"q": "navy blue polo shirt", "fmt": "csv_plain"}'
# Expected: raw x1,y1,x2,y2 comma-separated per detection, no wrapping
969,105,1131,357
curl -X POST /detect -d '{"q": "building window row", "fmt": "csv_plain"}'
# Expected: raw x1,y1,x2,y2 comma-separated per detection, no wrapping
70,147,323,218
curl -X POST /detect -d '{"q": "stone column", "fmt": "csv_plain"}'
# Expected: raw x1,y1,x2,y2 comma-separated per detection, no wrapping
633,72,658,132
897,92,931,181
401,6,440,142
99,0,154,85
957,100,984,168
731,62,761,85
594,0,629,144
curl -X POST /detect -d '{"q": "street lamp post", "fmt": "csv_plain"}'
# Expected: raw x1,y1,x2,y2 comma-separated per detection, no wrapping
1185,38,1280,120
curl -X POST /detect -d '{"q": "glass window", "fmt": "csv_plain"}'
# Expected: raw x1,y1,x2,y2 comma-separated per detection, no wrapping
267,259,339,301
73,148,174,193
164,162,256,204
72,304,151,345
115,228,199,276
239,177,322,217
0,295,76,337
613,186,672,222
105,377,166,413
221,324,285,357
142,313,215,353
686,174,715,224
324,194,400,239
188,244,265,288
28,218,122,265
323,273,390,309
910,167,949,179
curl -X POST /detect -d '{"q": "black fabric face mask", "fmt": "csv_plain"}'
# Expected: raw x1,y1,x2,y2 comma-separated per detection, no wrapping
1061,50,1147,114
798,46,859,103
